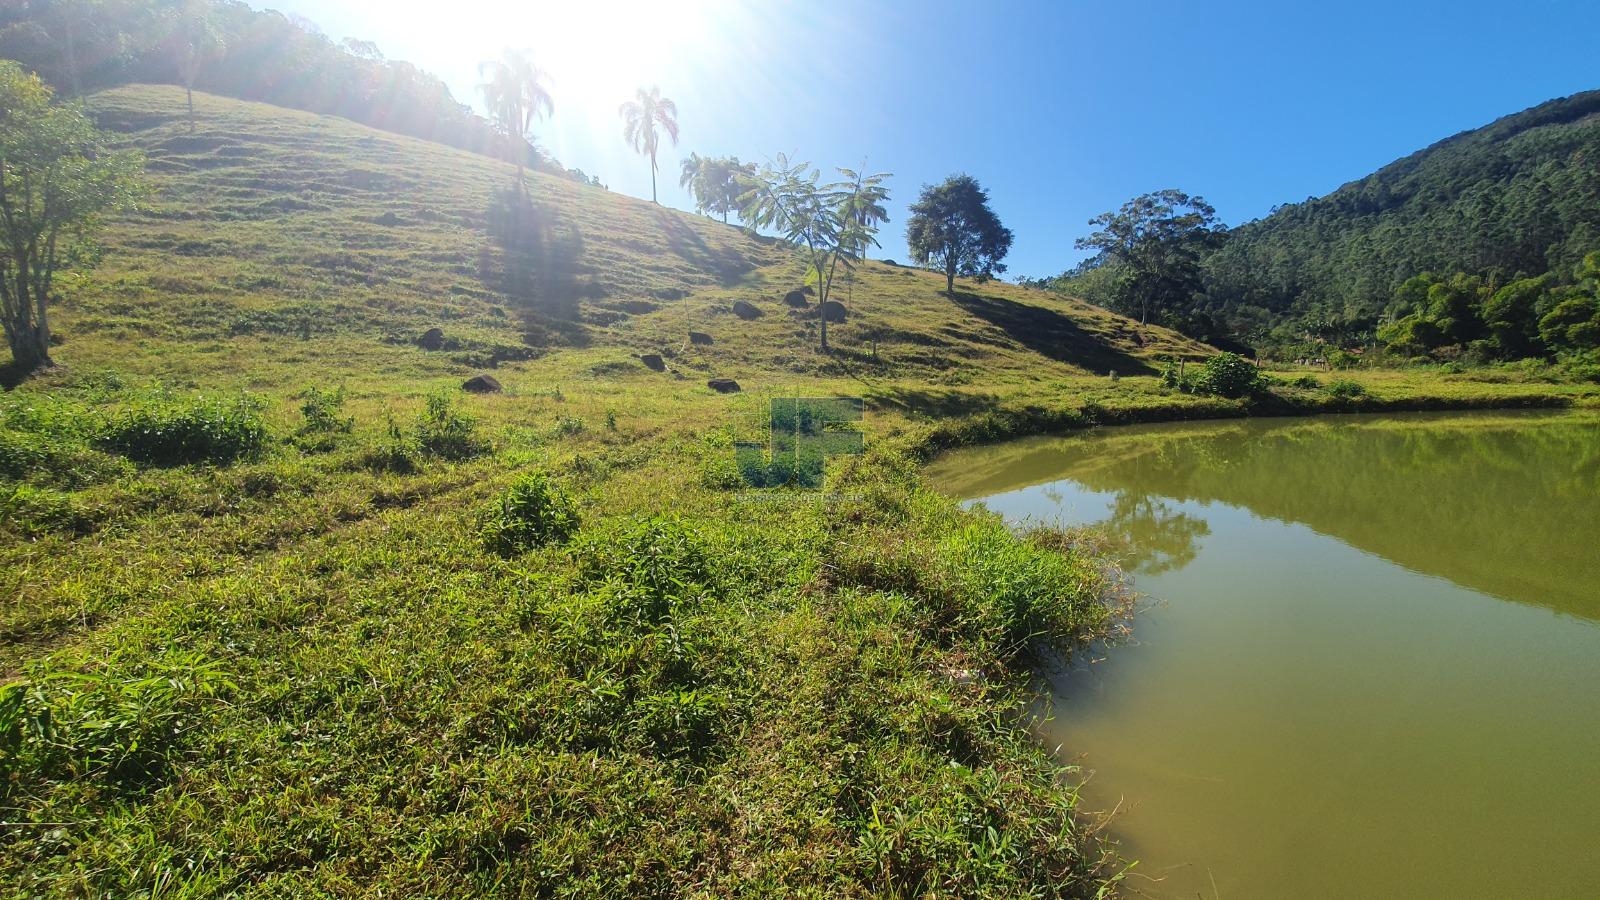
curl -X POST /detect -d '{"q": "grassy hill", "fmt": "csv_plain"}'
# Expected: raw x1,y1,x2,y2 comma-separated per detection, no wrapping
1201,89,1600,328
3,86,1594,897
68,85,1209,397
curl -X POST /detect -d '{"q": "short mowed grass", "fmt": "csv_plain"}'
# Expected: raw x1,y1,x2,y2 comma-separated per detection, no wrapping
3,85,1598,897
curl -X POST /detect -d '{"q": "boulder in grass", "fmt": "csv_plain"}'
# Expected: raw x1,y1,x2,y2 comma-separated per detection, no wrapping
821,301,847,323
783,289,809,308
732,299,762,320
688,331,714,346
463,373,502,393
707,378,741,393
419,327,445,350
639,353,667,372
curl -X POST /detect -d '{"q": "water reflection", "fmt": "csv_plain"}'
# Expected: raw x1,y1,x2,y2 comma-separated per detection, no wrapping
926,411,1600,899
928,411,1600,620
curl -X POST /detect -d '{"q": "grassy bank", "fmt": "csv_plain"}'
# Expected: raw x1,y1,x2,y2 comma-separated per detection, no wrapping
4,84,1598,897
7,364,1591,897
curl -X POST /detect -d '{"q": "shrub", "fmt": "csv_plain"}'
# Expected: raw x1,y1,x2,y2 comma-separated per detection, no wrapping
415,392,484,460
481,472,580,555
1556,349,1600,383
1325,379,1368,400
1327,349,1359,370
835,501,1107,663
1290,374,1321,389
298,386,353,435
1192,353,1264,399
575,517,713,625
98,393,268,466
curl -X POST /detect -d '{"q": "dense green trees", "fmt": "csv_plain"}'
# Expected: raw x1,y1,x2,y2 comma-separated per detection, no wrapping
1367,253,1600,366
1035,90,1600,356
1073,189,1222,326
1202,90,1600,340
619,86,679,205
904,175,1012,294
0,62,145,372
678,153,753,223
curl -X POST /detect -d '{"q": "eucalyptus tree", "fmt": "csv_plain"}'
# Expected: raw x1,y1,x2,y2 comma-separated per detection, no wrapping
619,86,678,204
905,174,1013,294
477,48,553,183
0,62,145,373
739,155,890,351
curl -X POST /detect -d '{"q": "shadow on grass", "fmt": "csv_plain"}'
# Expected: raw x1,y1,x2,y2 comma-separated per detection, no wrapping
652,207,754,285
949,289,1155,376
483,184,595,348
863,386,1003,419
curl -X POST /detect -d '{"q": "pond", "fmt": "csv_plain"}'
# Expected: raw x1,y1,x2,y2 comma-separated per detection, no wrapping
925,411,1600,899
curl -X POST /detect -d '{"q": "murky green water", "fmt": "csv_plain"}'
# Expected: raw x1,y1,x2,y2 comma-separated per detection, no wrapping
926,411,1600,899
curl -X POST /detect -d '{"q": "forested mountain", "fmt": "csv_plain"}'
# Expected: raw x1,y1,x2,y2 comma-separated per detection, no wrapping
0,0,599,183
1037,90,1600,355
1203,89,1600,335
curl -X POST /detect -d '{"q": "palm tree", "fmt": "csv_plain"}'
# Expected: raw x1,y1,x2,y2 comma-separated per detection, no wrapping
679,152,706,210
619,86,679,204
477,49,553,183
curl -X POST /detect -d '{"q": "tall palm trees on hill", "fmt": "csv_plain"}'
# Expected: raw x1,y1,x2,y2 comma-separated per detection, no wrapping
478,48,553,183
620,86,679,204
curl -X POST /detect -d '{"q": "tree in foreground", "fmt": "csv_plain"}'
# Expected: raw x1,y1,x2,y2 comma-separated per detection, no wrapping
904,174,1013,294
0,62,144,374
619,86,679,204
678,153,754,223
1075,189,1223,325
477,48,553,183
739,154,890,351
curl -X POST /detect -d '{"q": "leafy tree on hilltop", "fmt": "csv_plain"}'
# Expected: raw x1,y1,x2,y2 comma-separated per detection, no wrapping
620,86,679,204
904,174,1013,294
1075,189,1223,326
678,153,753,223
0,62,145,374
739,155,890,351
478,48,553,183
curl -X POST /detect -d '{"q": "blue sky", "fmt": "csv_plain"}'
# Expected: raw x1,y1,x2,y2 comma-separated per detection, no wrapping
258,0,1600,278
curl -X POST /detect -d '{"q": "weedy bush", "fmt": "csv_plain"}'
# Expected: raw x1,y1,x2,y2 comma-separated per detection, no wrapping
298,386,354,434
480,471,580,555
291,386,354,452
415,392,484,460
1191,352,1265,399
0,651,232,784
97,392,269,465
575,516,714,625
1325,379,1369,400
1291,374,1322,389
835,496,1107,663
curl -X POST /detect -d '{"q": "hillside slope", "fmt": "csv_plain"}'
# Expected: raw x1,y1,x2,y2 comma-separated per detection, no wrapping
1202,89,1600,327
67,85,1208,402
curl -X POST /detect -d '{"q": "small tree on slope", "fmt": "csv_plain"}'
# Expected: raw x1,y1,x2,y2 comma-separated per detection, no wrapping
0,62,144,374
739,155,890,352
